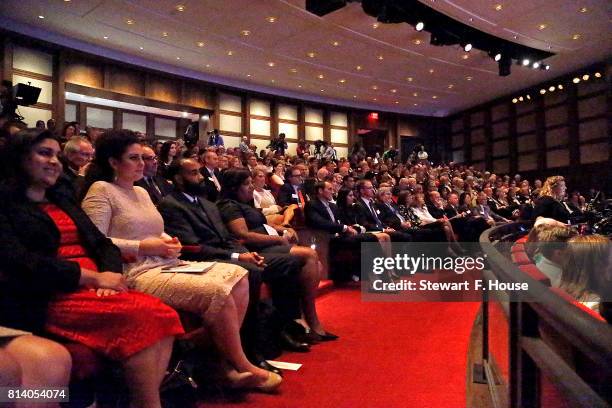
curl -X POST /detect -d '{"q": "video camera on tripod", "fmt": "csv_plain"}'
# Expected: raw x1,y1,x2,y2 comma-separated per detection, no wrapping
0,80,42,122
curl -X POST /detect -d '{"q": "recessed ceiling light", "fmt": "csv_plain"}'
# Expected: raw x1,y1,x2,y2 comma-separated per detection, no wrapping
594,72,602,78
205,64,211,67
448,84,454,89
247,74,252,77
64,0,71,2
339,79,346,83
518,96,524,101
512,98,517,103
462,54,469,60
414,39,422,45
406,77,413,82
103,36,109,39
139,46,144,50
432,95,438,99
38,15,45,19
241,30,251,36
513,35,518,39
162,32,169,37
290,68,298,73
579,7,588,13
428,68,434,73
356,65,363,70
415,22,425,31
332,41,340,47
377,55,384,60
371,85,378,90
267,61,275,67
176,57,181,60
267,16,276,23
494,4,502,11
176,4,185,12
538,24,547,30
126,19,134,25
353,95,357,98
413,103,418,106
413,92,418,96
548,86,555,92
372,23,380,29
271,79,275,83
373,98,377,101
522,59,530,66
573,77,580,83
540,89,546,94
298,84,303,88
227,50,233,56
317,74,324,79
572,34,581,40
466,76,473,80
582,74,590,80
557,84,563,90
395,101,399,104
390,89,397,93
320,89,325,92
197,41,205,47
307,52,316,58
469,18,473,22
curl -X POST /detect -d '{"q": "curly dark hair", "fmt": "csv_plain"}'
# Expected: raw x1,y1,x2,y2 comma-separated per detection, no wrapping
81,129,141,200
0,128,59,193
220,167,251,201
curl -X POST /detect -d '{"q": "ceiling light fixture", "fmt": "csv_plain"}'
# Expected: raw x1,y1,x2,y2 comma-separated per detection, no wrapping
267,61,275,67
572,77,580,83
38,15,45,19
414,39,422,45
227,50,233,56
540,89,546,94
522,59,530,66
406,77,413,81
429,68,434,73
332,41,340,46
462,42,472,52
126,19,134,25
241,30,251,36
317,74,324,79
557,84,563,90
372,23,380,29
356,65,363,70
413,92,418,96
518,96,524,101
526,95,531,100
139,46,144,50
532,61,540,69
371,85,378,90
582,74,589,80
512,98,518,103
538,24,547,30
461,54,469,60
307,52,316,58
572,34,581,40
466,76,473,80
197,41,205,47
290,68,297,73
103,36,109,39
579,7,588,13
247,74,251,77
494,53,502,61
176,57,180,60
390,89,397,93
432,95,438,99
415,21,425,31
267,16,276,23
298,85,303,88
377,55,384,60
548,86,555,92
448,84,454,89
162,32,169,37
494,4,502,11
175,4,185,12
594,72,602,78
339,79,346,83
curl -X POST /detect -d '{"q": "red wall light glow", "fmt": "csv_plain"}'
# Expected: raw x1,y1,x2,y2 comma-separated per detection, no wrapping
368,112,379,120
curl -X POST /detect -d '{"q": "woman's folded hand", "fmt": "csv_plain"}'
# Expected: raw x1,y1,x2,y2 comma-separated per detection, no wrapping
94,272,128,293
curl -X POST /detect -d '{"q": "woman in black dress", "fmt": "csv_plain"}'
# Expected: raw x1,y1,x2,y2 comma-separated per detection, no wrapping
217,168,337,341
532,176,571,224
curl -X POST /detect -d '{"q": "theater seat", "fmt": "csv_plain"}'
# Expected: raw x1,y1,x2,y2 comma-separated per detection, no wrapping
511,251,531,265
515,236,528,244
517,264,551,286
511,243,525,253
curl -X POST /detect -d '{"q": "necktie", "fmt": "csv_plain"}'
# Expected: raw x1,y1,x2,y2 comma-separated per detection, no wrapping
147,177,162,203
389,203,405,222
209,171,221,191
368,200,384,229
297,189,306,208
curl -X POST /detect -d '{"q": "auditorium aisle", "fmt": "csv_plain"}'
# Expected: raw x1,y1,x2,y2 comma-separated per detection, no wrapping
203,288,480,408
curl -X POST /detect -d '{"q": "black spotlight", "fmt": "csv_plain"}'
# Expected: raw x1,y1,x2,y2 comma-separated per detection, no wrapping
498,55,512,76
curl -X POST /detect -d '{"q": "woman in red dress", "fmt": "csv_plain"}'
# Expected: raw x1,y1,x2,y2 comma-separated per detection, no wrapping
0,129,184,408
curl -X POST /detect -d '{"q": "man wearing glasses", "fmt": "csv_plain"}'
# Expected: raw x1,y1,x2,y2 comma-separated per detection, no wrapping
59,136,94,197
278,167,306,208
135,145,174,206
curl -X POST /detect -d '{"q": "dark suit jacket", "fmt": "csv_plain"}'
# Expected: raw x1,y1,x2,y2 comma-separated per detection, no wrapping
135,176,174,206
426,204,446,220
200,167,221,202
277,183,301,207
158,191,246,261
304,198,344,234
354,198,384,231
532,196,571,224
376,201,405,230
0,184,122,333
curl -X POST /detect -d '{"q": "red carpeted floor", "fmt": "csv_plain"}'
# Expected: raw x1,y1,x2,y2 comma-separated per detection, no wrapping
202,287,479,408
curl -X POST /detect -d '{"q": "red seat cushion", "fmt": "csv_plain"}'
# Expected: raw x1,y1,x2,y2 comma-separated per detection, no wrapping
518,264,551,286
511,243,525,253
516,236,528,244
511,251,531,265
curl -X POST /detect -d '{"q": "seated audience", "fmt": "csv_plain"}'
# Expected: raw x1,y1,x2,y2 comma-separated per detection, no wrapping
269,160,286,192
531,225,577,287
81,130,280,391
135,145,174,206
199,149,222,202
0,129,182,408
473,191,510,225
252,168,296,226
157,141,178,178
217,168,337,341
532,175,571,224
59,136,93,197
278,167,307,208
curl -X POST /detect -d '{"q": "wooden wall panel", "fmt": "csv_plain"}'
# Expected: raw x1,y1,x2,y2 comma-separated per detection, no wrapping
182,83,213,109
64,57,103,88
107,65,145,96
146,74,179,103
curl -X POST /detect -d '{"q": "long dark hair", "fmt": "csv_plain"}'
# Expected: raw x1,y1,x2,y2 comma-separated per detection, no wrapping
220,167,251,202
336,187,353,211
0,128,60,194
159,141,176,164
397,190,413,207
81,129,141,200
